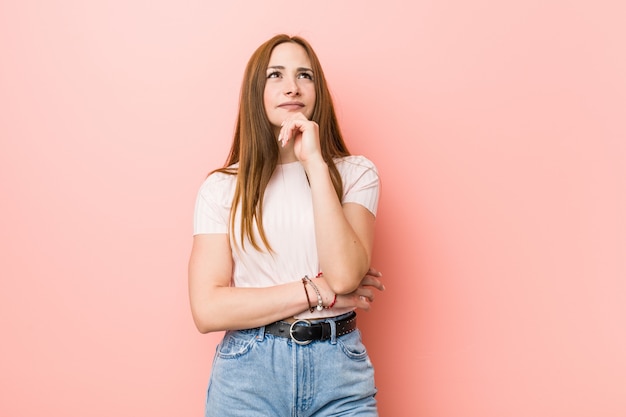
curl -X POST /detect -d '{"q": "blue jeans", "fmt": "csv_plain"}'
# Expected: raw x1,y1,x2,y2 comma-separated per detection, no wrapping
205,314,378,416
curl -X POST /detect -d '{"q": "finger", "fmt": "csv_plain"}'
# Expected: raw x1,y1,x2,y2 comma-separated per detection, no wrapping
358,295,371,311
373,279,386,291
360,276,385,291
366,267,382,277
278,121,295,147
279,118,309,146
279,121,285,145
356,288,375,302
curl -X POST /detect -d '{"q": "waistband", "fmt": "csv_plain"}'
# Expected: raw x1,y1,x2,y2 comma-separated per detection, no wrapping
264,311,357,345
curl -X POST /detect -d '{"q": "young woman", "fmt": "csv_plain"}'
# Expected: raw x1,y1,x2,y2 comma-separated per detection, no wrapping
189,34,384,417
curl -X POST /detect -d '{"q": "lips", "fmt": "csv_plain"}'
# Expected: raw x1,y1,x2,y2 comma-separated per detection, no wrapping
278,101,305,110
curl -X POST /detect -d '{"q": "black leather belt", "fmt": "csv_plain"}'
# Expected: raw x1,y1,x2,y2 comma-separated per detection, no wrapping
264,312,357,345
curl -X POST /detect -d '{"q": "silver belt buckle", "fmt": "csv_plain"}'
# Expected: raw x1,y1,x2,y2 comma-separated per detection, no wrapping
289,319,312,345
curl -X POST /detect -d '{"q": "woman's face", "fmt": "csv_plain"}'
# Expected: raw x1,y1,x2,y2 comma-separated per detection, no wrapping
263,42,316,134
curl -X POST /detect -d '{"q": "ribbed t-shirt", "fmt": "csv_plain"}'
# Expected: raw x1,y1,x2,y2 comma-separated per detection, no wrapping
193,155,380,319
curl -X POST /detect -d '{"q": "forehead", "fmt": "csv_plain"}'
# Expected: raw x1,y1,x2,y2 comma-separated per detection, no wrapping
268,42,311,67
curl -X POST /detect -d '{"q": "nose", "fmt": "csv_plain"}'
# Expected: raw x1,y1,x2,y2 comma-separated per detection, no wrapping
284,77,300,96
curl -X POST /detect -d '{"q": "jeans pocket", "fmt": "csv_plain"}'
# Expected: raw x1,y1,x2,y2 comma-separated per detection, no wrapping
215,330,258,359
337,329,369,361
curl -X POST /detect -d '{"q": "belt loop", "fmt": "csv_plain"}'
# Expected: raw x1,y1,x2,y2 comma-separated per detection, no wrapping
256,325,266,341
326,317,338,344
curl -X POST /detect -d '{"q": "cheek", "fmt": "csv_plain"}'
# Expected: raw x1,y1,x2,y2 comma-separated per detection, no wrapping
308,91,316,117
263,82,277,101
263,89,279,122
263,89,271,108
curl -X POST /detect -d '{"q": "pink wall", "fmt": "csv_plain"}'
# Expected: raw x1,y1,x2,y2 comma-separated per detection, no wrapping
1,1,624,416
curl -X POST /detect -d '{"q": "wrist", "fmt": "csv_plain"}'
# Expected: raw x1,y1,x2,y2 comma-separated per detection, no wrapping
301,274,337,313
301,157,327,176
303,276,324,312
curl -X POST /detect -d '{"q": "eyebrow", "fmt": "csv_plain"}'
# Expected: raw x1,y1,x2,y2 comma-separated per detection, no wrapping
267,65,314,73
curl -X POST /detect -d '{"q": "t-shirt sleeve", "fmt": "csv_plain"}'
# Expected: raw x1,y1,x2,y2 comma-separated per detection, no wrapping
340,156,380,217
193,173,233,235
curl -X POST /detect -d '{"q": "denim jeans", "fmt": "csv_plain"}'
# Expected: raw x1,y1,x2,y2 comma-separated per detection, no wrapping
205,314,378,417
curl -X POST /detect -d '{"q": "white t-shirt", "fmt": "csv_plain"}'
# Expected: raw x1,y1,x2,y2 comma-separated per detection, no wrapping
193,155,380,319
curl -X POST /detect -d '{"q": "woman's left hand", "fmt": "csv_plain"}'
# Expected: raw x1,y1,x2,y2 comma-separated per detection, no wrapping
278,113,323,165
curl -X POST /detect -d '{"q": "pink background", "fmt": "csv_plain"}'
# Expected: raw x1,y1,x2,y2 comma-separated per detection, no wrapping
1,1,625,416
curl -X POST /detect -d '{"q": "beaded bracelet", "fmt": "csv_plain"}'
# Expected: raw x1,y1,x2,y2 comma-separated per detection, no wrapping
303,276,324,311
315,272,336,309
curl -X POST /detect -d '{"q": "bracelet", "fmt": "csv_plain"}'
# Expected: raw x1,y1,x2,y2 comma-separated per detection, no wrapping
326,294,337,309
315,272,336,309
303,276,324,311
301,278,314,313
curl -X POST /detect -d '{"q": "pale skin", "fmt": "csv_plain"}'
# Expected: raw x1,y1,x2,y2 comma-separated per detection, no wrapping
188,42,384,333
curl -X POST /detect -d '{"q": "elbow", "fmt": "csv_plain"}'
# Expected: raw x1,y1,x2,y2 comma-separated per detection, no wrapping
195,322,212,334
194,320,221,334
193,317,211,334
191,310,221,334
325,268,368,295
327,281,359,295
323,256,370,294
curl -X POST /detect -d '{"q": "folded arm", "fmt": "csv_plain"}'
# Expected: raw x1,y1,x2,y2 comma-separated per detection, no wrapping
188,233,383,334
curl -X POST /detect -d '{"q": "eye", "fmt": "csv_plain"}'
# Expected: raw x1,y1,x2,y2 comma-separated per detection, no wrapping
267,71,282,79
298,72,313,80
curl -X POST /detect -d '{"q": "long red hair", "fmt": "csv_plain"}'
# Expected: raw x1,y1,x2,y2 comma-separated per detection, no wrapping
216,34,350,251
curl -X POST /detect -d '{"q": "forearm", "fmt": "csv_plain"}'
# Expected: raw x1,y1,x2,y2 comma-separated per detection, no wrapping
189,234,323,333
190,279,316,334
188,232,380,334
305,160,371,294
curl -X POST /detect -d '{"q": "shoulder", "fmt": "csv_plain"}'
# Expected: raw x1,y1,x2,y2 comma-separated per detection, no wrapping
197,166,237,199
334,155,379,177
334,155,380,194
333,156,380,213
